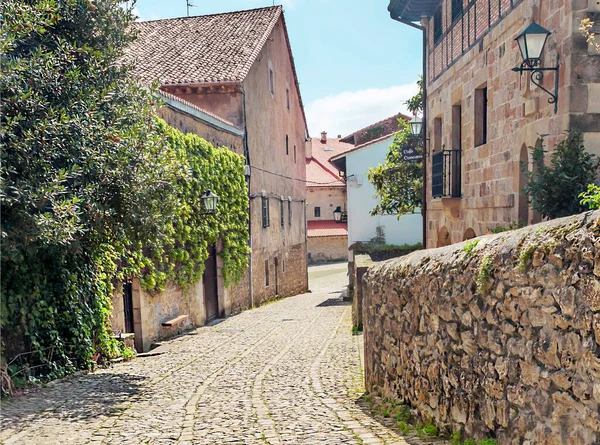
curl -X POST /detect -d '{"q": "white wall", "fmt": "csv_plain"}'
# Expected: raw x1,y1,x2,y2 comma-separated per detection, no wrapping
346,136,422,247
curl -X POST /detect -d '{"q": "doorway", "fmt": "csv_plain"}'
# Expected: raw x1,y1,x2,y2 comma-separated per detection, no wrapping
274,257,279,296
203,244,219,322
123,280,135,334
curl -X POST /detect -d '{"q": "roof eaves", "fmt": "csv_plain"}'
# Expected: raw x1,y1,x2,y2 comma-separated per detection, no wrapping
388,0,443,22
330,134,395,161
340,112,411,141
158,90,244,137
279,12,309,137
237,6,283,83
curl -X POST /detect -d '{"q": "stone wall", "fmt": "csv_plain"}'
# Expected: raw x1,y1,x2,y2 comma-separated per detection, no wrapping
363,211,600,444
308,236,348,264
351,254,373,331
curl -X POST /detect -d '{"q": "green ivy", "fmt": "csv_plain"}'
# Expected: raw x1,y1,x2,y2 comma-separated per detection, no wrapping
0,0,249,383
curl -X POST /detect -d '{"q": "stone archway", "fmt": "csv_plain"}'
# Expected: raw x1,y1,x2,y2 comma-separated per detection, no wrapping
437,226,451,247
463,228,476,241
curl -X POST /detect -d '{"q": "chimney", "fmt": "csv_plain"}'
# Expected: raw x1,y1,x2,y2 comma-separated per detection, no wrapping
320,131,327,143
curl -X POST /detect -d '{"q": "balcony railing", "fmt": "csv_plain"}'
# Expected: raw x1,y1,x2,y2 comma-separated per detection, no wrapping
432,149,462,198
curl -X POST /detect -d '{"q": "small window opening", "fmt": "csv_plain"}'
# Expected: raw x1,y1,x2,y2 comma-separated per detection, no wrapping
269,69,275,95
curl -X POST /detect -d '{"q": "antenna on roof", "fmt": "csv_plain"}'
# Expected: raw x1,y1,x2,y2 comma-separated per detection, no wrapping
186,0,195,17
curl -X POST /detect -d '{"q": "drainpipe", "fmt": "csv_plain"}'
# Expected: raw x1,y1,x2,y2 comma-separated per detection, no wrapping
390,13,428,249
241,85,254,308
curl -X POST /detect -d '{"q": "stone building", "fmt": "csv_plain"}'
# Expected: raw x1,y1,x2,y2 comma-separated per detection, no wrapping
388,0,600,248
306,132,353,264
114,6,309,351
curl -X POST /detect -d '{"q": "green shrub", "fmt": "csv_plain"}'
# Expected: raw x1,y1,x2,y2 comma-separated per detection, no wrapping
0,0,249,380
523,132,598,219
579,183,600,210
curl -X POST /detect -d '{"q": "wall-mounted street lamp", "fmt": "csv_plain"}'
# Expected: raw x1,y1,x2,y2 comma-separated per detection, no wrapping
333,206,343,223
512,21,559,113
201,190,218,214
410,114,423,137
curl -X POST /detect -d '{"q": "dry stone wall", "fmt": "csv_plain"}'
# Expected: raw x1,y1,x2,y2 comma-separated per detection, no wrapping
362,211,600,444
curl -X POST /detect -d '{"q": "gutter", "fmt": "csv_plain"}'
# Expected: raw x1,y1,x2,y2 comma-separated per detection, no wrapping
390,13,428,249
240,84,254,309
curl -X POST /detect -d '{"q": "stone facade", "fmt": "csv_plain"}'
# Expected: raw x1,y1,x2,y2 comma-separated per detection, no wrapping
148,10,309,310
362,210,600,444
307,235,348,264
420,0,600,248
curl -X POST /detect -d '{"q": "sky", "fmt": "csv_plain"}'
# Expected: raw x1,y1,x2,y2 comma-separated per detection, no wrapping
131,0,422,137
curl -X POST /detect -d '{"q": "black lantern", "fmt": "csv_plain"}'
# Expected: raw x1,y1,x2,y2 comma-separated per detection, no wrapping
515,21,551,68
333,206,342,223
410,114,423,137
201,190,218,214
512,21,559,113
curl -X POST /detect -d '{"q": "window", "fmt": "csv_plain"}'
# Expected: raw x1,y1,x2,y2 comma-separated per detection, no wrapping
286,134,289,155
293,145,297,164
452,104,462,149
433,7,443,43
314,207,321,218
269,69,274,95
286,88,290,110
451,0,463,22
475,87,488,146
262,197,270,227
288,200,291,226
265,260,269,286
433,117,442,153
280,200,284,227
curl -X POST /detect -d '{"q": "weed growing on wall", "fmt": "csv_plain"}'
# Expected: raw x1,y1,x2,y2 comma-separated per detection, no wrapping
476,255,493,293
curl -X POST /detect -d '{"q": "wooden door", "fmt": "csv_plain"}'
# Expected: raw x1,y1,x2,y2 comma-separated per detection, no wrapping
203,244,219,322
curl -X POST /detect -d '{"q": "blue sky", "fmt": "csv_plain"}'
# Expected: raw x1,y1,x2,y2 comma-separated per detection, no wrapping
132,0,422,136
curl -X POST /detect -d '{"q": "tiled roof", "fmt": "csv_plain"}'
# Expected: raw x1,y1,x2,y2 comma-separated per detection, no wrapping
306,137,354,186
330,134,395,162
306,159,344,187
125,6,282,85
340,112,411,146
307,220,348,238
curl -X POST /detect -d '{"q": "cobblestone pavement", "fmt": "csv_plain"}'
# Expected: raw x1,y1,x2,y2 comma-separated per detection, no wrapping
1,263,418,445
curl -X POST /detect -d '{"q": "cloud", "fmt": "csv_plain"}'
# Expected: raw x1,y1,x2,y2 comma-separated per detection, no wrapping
305,83,418,138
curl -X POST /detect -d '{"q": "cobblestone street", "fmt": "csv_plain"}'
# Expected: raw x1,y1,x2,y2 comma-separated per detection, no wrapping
0,263,412,445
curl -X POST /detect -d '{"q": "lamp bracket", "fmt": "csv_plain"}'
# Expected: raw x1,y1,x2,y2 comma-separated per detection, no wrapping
512,54,559,114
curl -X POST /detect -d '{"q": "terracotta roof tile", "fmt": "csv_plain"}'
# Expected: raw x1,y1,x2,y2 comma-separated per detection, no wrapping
306,137,354,186
306,159,344,186
125,6,282,85
340,112,411,146
307,220,348,238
